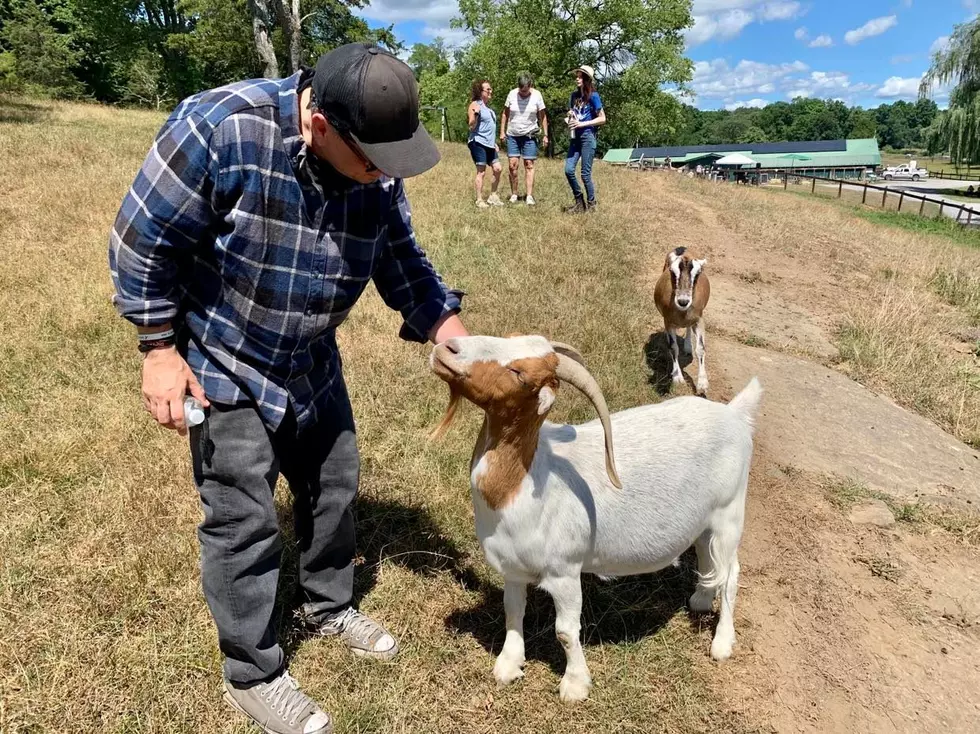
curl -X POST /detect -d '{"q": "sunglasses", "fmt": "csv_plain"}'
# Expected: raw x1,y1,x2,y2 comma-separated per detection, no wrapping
309,86,380,174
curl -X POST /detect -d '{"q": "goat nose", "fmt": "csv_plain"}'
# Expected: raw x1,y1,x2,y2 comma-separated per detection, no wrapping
676,297,691,307
444,338,461,354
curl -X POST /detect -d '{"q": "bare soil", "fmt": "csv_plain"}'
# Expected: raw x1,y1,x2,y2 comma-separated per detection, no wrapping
646,173,980,733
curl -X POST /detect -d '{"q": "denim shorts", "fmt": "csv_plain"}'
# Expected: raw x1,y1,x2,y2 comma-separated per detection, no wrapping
468,140,498,166
506,134,538,160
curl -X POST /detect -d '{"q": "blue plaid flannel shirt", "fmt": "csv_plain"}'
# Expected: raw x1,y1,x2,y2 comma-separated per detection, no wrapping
109,71,462,430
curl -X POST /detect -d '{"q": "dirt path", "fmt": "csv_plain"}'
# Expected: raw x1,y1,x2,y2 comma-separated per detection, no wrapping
642,175,980,733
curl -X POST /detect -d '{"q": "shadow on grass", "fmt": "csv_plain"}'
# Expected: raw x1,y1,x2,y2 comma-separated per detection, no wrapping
272,492,484,659
445,550,700,677
0,98,53,125
644,331,694,396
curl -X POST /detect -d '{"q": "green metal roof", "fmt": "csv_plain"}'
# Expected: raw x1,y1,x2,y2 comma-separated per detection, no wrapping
604,138,881,169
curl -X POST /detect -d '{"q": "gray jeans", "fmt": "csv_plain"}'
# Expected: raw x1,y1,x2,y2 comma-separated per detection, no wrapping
189,383,358,685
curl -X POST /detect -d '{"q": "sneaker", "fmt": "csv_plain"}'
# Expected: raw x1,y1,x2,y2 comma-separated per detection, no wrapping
314,607,399,660
525,194,536,206
586,199,597,212
563,196,586,214
476,199,489,208
486,193,504,206
509,194,519,204
223,671,332,734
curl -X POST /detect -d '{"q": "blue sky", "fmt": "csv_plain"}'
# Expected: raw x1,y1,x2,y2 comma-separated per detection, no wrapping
354,1,976,110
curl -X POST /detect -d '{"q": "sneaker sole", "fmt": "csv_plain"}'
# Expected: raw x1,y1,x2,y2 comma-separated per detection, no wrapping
350,644,400,661
222,692,335,734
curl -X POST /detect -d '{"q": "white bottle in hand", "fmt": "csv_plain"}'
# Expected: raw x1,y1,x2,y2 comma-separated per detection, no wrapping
184,396,206,427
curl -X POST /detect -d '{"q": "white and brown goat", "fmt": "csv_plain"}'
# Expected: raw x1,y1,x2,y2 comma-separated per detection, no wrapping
654,246,710,394
430,335,761,702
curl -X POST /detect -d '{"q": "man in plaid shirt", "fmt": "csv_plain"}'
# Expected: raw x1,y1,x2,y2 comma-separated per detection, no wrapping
109,43,467,734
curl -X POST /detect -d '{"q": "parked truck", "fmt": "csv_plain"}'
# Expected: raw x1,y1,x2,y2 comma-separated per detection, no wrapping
882,161,929,181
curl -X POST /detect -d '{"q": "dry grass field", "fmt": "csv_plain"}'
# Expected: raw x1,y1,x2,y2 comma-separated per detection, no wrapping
2,97,980,734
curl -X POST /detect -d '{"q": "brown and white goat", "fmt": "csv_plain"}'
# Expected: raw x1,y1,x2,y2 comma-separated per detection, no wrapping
430,335,761,702
654,246,710,394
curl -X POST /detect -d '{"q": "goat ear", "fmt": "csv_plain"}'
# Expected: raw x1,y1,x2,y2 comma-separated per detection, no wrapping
537,385,556,415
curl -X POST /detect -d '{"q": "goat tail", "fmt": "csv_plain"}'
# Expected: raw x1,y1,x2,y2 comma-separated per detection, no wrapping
727,377,763,432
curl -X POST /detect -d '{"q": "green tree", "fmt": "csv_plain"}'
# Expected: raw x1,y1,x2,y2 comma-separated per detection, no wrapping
921,16,980,160
847,107,877,139
451,0,693,153
1,0,82,97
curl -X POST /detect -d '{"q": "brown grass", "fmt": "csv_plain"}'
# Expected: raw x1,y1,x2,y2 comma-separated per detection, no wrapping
0,97,744,733
3,95,979,734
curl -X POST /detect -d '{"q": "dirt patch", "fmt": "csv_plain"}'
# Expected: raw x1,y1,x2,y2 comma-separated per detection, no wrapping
714,338,980,507
641,173,980,733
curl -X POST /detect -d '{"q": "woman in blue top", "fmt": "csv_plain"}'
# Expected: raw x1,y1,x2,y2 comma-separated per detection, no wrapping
467,79,504,208
564,65,606,213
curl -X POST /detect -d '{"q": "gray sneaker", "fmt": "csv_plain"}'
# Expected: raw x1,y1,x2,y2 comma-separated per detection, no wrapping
223,671,332,734
315,607,399,660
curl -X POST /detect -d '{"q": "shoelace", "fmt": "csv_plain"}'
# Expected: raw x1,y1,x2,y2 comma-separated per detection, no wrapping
261,672,312,726
326,608,382,647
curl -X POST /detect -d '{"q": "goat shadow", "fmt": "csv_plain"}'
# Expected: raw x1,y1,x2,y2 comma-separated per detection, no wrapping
445,551,702,678
271,492,484,660
644,331,696,396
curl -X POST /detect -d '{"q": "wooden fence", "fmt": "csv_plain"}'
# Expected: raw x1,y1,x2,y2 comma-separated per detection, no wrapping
783,173,980,227
931,169,980,182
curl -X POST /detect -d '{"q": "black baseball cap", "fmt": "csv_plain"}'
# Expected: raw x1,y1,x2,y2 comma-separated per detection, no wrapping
310,43,439,178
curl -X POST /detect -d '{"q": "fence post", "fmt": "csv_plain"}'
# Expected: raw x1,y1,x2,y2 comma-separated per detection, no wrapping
957,205,964,223
939,201,945,218
919,197,926,216
784,173,788,190
838,181,843,198
897,191,904,212
862,184,868,204
811,177,816,194
881,188,888,208
968,208,974,227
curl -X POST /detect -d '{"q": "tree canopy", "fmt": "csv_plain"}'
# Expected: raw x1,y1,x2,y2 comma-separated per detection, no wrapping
0,0,946,156
922,15,980,162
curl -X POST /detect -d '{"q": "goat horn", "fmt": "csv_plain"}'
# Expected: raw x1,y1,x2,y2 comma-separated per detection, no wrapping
550,342,587,367
554,353,623,489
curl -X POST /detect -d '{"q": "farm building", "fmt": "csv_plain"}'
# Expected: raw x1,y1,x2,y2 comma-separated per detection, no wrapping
603,138,881,179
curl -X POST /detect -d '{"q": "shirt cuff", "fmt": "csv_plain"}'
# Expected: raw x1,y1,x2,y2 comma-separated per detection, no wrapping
398,288,465,343
111,293,180,328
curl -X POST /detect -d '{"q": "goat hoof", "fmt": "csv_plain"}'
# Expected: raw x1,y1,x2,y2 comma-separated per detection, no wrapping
688,589,714,613
710,636,734,661
696,379,709,395
493,656,525,687
671,374,685,386
558,672,592,703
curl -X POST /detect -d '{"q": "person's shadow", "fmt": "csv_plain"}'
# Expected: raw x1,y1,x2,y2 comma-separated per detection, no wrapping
272,491,485,657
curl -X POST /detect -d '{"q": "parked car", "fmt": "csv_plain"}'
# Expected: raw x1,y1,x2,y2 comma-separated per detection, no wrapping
882,161,929,181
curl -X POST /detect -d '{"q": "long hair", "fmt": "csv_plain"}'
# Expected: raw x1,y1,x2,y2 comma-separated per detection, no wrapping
471,79,488,101
578,72,594,102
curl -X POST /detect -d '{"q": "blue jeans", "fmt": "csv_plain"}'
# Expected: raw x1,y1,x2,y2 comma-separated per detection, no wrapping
506,134,538,159
565,133,597,201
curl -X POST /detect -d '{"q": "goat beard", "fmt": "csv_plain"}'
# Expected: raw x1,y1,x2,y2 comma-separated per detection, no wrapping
429,385,462,440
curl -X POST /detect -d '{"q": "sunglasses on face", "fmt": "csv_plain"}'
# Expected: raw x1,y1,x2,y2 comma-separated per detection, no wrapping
309,87,380,174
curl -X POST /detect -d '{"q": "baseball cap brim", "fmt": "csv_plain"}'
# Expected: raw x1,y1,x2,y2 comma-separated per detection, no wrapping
353,124,440,179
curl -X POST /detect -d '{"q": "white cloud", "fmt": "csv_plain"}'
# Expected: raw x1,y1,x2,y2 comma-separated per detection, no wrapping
686,10,755,46
794,26,808,40
930,35,951,56
725,98,769,110
809,34,833,48
686,0,805,46
353,0,471,48
759,1,802,21
844,15,898,45
691,58,809,106
876,75,922,98
787,88,810,99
